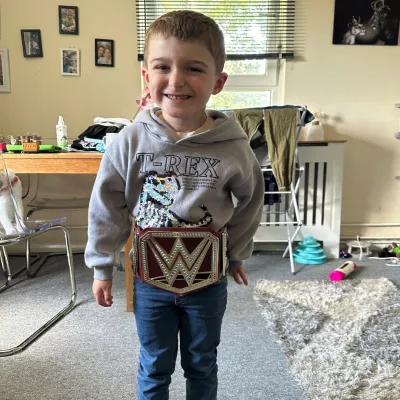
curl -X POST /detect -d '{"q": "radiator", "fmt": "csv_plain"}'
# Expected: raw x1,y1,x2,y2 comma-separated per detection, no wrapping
261,162,328,226
255,143,345,259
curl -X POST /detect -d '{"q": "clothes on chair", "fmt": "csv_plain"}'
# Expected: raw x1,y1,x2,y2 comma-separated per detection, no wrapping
232,109,263,142
263,107,298,191
233,107,298,191
231,124,279,205
230,106,309,275
232,110,270,166
233,106,314,142
266,105,314,124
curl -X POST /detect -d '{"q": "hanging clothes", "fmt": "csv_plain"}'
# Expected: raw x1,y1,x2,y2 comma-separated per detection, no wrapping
263,170,281,205
233,107,301,191
262,107,298,191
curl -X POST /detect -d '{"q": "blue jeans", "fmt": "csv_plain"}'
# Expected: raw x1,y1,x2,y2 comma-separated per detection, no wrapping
133,277,228,400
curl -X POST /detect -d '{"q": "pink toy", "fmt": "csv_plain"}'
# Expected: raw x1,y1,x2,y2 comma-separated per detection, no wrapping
329,261,357,281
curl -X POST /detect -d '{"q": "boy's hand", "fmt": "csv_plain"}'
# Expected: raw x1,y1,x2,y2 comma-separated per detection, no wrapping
228,264,248,286
93,279,113,307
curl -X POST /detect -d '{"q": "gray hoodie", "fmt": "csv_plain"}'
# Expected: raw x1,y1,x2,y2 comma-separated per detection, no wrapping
85,107,264,280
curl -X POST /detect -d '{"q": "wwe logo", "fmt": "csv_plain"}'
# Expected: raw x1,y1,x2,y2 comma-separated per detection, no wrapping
146,236,215,286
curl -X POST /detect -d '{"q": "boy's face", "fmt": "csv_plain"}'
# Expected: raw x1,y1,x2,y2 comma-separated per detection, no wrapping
142,35,227,132
69,55,78,71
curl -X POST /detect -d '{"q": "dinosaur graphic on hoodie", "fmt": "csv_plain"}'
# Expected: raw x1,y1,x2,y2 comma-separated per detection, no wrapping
135,171,212,228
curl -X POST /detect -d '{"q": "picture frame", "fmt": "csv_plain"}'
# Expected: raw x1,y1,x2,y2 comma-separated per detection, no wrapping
333,0,400,45
21,29,43,58
95,39,114,67
58,5,79,35
0,48,11,92
61,48,80,76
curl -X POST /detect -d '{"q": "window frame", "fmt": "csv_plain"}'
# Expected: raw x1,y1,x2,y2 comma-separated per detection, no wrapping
221,59,283,107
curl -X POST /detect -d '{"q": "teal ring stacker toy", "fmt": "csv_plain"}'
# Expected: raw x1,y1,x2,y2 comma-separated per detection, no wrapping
293,236,327,265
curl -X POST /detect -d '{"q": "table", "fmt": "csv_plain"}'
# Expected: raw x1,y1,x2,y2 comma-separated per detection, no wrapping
3,153,136,312
3,153,103,174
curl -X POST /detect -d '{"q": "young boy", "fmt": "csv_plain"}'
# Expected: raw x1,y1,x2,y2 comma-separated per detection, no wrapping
85,10,264,400
62,8,76,33
63,51,78,74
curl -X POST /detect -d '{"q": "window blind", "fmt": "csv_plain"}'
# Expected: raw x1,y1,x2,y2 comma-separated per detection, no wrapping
136,0,296,61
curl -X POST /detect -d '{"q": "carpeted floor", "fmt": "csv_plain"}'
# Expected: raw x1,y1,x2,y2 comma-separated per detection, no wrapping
1,252,399,399
254,278,400,400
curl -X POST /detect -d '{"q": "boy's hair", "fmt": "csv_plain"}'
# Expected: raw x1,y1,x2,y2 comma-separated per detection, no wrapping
144,10,226,73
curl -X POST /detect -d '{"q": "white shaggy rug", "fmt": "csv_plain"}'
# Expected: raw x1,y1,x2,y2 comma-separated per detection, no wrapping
254,278,400,400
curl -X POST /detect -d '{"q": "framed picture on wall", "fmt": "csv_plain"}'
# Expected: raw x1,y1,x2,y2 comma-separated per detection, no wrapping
58,5,79,35
0,48,11,92
61,48,80,76
95,39,114,67
333,0,400,45
21,29,43,58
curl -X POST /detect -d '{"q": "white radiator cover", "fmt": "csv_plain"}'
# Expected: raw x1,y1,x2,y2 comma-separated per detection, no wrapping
254,142,345,259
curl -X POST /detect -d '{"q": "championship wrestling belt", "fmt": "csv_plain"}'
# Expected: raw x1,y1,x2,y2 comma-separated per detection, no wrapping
132,225,227,295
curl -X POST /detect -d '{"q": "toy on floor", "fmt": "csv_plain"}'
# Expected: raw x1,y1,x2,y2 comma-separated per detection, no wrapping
389,242,400,258
347,236,371,260
293,236,327,264
386,258,400,266
329,261,357,281
379,242,400,258
339,250,352,259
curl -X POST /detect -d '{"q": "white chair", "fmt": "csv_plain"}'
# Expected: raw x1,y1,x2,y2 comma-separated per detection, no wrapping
0,151,77,357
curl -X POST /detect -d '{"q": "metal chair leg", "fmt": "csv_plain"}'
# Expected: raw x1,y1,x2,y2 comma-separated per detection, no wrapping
0,247,12,292
0,225,77,357
25,209,48,278
0,245,40,291
1,247,7,276
0,247,31,291
2,208,43,280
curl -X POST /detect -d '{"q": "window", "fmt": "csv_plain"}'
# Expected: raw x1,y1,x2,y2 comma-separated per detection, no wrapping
136,0,295,109
207,59,280,109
